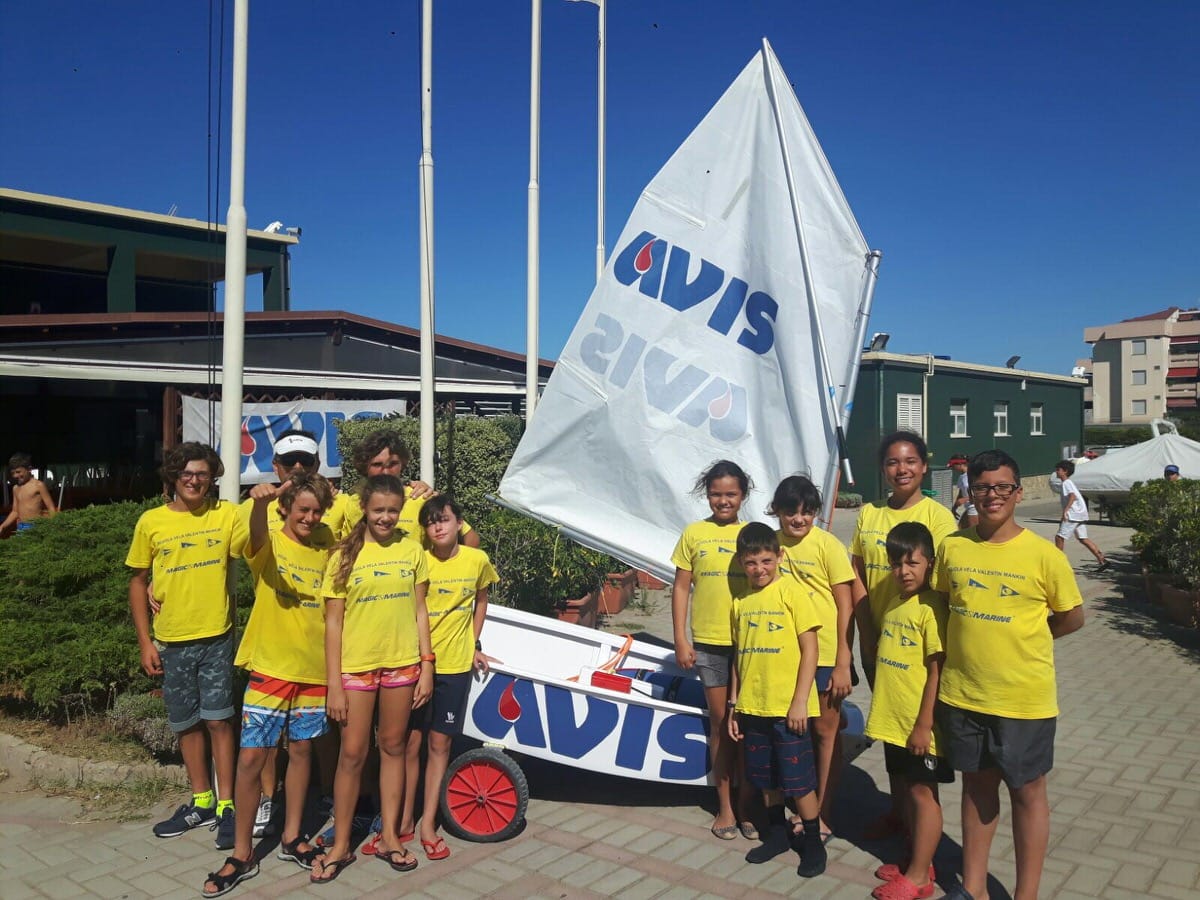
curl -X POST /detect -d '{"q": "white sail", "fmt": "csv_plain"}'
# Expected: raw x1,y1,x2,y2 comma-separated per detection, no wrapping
498,41,873,582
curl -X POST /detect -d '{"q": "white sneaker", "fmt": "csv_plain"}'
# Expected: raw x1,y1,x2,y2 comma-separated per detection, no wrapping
253,797,273,838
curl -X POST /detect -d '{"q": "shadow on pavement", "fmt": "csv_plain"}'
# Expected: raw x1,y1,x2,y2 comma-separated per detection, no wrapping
519,752,707,809
1088,554,1200,661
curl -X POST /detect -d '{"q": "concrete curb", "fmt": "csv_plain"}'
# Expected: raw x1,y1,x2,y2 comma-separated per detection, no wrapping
0,732,186,787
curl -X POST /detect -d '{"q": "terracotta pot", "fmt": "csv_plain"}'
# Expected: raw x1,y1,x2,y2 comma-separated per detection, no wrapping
554,589,600,630
600,569,637,616
1160,585,1199,628
1142,566,1174,606
637,570,668,591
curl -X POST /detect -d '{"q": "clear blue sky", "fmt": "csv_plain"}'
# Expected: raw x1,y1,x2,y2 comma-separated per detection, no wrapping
2,1,1196,375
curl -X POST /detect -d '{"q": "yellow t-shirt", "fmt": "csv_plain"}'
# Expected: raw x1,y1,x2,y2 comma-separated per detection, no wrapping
343,486,473,547
779,527,855,667
237,494,339,546
324,537,430,673
125,500,248,642
671,519,747,646
324,491,354,540
850,497,957,625
237,530,330,684
732,578,822,719
426,546,499,675
864,589,948,754
933,529,1082,719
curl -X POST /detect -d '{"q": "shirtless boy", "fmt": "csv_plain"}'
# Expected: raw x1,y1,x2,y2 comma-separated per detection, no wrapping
2,453,57,535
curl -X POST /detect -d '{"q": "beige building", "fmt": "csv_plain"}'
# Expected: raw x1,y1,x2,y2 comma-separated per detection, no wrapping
1083,307,1200,424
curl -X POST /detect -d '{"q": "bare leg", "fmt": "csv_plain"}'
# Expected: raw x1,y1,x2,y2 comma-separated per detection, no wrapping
373,685,416,859
1010,775,1050,900
313,690,376,878
420,730,453,843
400,727,423,837
202,747,268,895
811,692,842,833
177,725,212,795
1079,537,1106,565
703,683,736,831
259,747,278,803
206,718,238,803
281,739,314,848
904,781,940,887
1054,535,1066,551
961,768,1003,899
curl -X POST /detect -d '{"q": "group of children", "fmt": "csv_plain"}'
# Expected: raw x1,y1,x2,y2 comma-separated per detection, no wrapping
125,429,495,894
671,432,1084,900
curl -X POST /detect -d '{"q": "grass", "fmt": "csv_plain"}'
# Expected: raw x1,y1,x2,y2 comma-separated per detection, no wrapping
34,773,187,823
0,708,159,767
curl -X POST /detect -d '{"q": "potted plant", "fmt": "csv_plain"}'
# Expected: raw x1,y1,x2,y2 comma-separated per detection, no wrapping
1131,478,1200,627
599,569,638,616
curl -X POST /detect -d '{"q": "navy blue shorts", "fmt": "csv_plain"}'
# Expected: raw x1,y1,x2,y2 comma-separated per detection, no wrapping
740,714,817,798
410,671,472,735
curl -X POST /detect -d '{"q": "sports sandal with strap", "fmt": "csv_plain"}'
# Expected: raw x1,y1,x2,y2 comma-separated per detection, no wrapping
277,837,322,871
202,856,259,897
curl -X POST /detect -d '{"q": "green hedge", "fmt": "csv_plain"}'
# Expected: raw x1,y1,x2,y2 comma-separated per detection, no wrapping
1128,477,1200,587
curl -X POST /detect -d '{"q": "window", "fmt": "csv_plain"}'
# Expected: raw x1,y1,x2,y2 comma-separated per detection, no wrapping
950,400,968,437
1030,402,1044,435
897,394,923,435
1131,339,1146,355
993,401,1009,436
1131,370,1147,386
1132,399,1147,416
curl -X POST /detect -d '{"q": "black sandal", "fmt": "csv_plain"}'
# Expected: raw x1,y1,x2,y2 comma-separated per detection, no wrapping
201,856,259,897
310,853,356,884
277,836,322,870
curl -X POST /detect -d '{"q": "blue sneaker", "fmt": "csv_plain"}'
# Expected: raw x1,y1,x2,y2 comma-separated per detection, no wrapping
152,802,215,838
213,807,236,850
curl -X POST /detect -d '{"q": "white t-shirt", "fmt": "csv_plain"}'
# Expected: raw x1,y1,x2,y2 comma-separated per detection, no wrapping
956,472,977,516
1060,478,1088,521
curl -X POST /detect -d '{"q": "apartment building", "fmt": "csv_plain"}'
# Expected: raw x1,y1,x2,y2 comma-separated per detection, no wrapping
1083,307,1200,424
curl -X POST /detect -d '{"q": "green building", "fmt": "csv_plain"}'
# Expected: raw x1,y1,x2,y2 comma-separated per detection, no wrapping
846,352,1085,503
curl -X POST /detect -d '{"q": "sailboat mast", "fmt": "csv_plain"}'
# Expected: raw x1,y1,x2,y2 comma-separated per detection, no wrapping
527,0,542,418
219,0,249,503
418,0,436,483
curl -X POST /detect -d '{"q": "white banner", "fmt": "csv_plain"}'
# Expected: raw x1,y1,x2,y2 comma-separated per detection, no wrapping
181,397,405,484
498,43,871,581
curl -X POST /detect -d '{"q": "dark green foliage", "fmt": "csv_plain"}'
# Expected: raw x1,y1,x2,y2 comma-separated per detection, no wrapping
1084,425,1152,448
1128,478,1200,587
834,492,863,508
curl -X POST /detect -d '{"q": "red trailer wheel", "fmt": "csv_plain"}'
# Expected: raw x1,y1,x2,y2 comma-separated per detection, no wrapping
439,747,528,843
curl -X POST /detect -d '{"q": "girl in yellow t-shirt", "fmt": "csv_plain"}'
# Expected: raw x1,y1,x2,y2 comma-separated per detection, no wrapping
399,495,497,862
312,475,433,885
203,473,335,896
670,460,754,841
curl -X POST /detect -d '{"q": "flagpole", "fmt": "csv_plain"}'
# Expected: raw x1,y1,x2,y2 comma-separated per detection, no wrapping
595,0,606,282
218,0,249,503
526,0,542,418
418,0,436,483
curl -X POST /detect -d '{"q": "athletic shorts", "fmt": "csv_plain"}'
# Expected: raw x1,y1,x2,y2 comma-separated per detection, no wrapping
410,671,472,735
815,666,834,694
341,663,421,692
740,714,817,797
160,631,235,733
1056,520,1088,540
240,672,328,748
936,701,1056,789
883,742,954,784
691,642,733,689
16,521,34,533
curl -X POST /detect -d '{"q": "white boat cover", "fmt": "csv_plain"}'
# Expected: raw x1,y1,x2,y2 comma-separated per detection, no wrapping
1070,433,1200,494
498,42,872,582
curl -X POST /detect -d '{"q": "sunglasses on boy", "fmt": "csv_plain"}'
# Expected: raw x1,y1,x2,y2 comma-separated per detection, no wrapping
277,452,316,468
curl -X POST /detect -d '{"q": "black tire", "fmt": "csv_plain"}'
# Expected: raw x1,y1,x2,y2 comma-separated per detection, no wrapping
439,747,529,843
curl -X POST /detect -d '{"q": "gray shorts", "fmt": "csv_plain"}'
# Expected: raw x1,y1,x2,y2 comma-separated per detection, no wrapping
936,701,1055,789
692,642,733,689
160,631,236,732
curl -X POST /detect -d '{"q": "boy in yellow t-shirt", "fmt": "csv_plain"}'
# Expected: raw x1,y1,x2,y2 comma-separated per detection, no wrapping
865,523,952,900
126,442,248,847
933,450,1084,900
727,523,826,879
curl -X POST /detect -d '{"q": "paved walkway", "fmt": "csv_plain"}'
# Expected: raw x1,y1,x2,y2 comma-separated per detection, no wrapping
3,500,1198,898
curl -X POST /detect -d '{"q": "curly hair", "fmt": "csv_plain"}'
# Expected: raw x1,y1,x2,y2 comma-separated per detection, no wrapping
161,442,223,487
278,472,334,514
351,428,411,477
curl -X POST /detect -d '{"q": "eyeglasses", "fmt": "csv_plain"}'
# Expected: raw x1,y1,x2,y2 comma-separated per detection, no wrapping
969,482,1018,498
278,452,316,468
179,471,212,482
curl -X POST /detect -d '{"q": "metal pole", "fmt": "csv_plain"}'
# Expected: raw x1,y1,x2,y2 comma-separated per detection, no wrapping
526,0,542,418
595,0,606,282
418,0,436,484
218,0,249,503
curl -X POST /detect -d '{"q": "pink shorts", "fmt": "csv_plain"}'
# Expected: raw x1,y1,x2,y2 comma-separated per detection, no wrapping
341,663,421,692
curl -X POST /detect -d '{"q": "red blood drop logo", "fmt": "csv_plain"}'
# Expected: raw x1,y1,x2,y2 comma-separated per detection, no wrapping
708,386,732,419
241,423,256,456
634,239,657,274
498,681,522,722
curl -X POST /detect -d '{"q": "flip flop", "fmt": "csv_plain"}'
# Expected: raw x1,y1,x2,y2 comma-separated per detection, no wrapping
711,824,739,840
738,821,759,841
310,853,356,885
421,836,451,860
375,847,419,872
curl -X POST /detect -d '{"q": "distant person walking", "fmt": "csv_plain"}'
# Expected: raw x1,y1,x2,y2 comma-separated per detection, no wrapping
1053,460,1108,572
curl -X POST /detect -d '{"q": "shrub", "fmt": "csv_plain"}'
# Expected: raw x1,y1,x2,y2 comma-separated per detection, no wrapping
835,492,863,509
107,691,176,755
1128,478,1200,587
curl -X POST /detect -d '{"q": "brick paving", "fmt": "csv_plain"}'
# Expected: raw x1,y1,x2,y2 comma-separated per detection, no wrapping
2,499,1198,898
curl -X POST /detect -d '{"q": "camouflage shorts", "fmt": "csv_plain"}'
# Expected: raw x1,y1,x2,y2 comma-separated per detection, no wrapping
160,631,235,732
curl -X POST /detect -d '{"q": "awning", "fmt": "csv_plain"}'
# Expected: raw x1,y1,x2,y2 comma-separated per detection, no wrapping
1170,334,1200,345
1167,367,1199,379
1167,397,1198,409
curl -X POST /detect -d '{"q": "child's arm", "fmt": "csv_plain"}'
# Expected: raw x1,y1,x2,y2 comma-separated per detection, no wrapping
671,568,695,669
907,651,944,756
128,569,163,677
726,649,742,742
461,528,481,549
472,586,490,673
787,629,819,735
850,557,878,683
324,598,348,724
0,507,17,533
413,580,434,707
246,483,278,556
1049,604,1085,639
36,480,57,516
830,579,854,700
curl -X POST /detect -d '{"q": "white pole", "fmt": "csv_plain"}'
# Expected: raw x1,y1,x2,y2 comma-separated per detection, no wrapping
218,0,249,504
418,0,436,484
526,0,542,418
595,0,606,282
